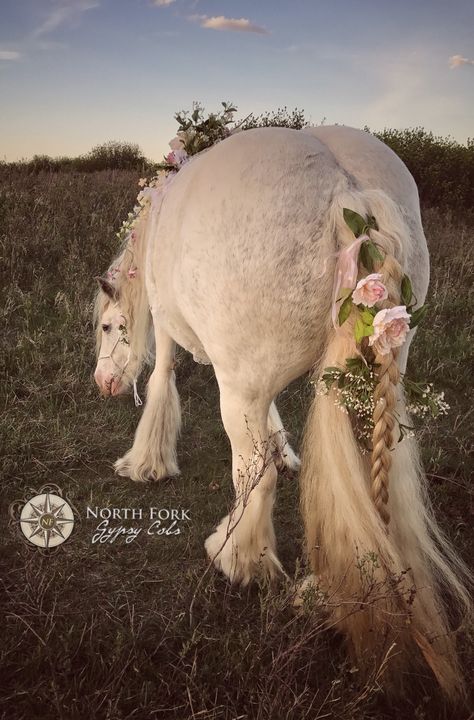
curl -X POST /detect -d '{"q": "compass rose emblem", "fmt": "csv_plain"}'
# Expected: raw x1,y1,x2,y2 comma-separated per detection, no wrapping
19,492,75,548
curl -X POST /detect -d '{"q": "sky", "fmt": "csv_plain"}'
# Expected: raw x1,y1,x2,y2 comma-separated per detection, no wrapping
0,0,473,161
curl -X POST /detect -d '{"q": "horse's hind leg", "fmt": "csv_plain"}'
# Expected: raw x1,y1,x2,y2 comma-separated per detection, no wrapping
268,400,300,472
115,326,181,482
205,382,282,584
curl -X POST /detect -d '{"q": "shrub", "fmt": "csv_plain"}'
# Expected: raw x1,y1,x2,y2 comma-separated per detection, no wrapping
239,106,308,130
372,127,474,211
79,140,148,171
2,105,473,212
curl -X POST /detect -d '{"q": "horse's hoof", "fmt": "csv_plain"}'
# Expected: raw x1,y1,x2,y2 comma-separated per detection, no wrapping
114,456,150,482
205,514,283,586
114,455,179,483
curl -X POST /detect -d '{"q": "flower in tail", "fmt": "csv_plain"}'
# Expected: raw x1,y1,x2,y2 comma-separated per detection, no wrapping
369,305,410,355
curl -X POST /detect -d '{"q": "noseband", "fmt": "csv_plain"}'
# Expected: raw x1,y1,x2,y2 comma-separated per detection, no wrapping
97,310,143,406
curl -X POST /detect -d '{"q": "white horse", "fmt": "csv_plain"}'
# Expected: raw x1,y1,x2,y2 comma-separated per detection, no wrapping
94,125,471,698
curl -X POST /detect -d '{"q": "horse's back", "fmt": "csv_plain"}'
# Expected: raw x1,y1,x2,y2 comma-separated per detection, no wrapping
149,126,427,392
153,128,343,387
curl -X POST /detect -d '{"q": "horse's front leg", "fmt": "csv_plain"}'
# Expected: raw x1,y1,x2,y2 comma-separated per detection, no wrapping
205,382,283,585
115,326,181,482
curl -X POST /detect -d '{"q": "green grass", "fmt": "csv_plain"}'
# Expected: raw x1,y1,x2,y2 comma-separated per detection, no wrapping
0,168,472,719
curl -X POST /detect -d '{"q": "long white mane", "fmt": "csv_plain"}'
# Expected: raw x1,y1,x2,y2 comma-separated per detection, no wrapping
94,208,154,373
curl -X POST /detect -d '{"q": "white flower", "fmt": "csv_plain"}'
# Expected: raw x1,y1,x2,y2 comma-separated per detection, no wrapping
369,305,411,355
168,134,184,150
352,273,388,307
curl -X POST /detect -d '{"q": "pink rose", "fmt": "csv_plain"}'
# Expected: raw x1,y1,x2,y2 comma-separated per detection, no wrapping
369,306,410,355
127,267,137,279
165,147,188,167
352,273,388,307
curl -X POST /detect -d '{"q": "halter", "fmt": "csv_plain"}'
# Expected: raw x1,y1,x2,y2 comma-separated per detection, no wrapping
97,309,143,407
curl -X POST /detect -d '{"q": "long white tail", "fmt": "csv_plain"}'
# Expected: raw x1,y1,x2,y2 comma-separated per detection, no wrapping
300,188,472,699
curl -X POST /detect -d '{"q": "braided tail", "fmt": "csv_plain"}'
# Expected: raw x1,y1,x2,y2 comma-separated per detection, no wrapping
301,188,472,699
370,253,404,526
371,350,399,525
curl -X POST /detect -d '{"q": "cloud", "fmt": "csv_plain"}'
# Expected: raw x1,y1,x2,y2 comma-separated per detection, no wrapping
190,15,269,34
32,0,99,39
0,0,98,68
449,54,474,69
0,50,21,61
153,0,176,5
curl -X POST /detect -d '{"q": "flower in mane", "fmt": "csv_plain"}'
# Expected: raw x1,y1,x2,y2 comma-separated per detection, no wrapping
115,102,238,248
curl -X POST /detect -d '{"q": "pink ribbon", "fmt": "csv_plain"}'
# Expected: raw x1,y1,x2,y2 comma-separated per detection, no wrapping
331,234,369,328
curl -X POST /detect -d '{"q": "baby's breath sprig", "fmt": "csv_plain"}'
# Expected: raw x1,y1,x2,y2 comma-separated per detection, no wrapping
316,356,449,451
404,379,450,419
315,357,377,450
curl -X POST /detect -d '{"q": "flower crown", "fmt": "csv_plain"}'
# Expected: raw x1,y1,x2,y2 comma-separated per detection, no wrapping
115,102,237,247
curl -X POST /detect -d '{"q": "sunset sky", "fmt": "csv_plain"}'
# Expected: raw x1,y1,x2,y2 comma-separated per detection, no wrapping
1,0,473,161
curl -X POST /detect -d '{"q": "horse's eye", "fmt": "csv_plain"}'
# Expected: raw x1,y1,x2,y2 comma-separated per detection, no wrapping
102,324,111,333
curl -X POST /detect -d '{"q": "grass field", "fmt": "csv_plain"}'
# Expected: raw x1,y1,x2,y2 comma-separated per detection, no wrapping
1,166,473,719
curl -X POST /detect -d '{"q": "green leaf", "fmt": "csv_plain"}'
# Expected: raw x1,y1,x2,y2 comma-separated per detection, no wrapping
362,324,374,337
343,208,366,237
354,317,365,344
361,309,375,325
359,242,374,272
366,240,384,263
401,275,413,306
410,304,428,329
338,295,353,325
346,357,365,370
337,287,353,302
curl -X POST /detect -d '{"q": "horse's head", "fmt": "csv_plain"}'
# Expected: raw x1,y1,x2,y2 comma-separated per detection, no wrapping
93,277,140,397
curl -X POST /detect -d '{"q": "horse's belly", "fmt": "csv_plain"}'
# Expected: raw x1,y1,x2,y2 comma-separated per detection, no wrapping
146,286,212,365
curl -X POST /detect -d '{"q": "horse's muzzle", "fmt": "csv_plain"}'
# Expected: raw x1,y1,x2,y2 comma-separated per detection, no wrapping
94,371,127,397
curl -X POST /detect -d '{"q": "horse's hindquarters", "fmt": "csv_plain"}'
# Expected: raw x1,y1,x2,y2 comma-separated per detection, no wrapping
150,128,343,389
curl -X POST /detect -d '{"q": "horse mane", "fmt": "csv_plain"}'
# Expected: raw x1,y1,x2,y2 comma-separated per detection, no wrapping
94,206,154,375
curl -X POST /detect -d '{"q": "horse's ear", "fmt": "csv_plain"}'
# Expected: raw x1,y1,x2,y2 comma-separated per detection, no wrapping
95,276,117,300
